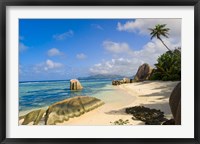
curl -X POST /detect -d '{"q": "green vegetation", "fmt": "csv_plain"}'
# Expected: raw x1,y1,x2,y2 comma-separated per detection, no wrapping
149,24,171,51
150,48,181,81
110,119,130,125
148,24,181,81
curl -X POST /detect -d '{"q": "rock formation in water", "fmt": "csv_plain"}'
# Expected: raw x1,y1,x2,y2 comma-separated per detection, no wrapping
134,63,152,82
70,79,83,90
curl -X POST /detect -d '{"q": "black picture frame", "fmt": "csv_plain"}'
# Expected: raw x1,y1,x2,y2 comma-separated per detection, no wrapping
0,0,199,143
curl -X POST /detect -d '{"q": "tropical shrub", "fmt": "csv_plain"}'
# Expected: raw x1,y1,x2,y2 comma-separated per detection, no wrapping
150,48,181,81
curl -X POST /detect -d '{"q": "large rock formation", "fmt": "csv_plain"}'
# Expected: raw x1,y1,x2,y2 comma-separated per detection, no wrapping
45,96,104,125
169,82,181,125
70,79,83,90
19,109,46,125
148,68,156,80
134,63,152,82
175,101,181,125
20,96,104,125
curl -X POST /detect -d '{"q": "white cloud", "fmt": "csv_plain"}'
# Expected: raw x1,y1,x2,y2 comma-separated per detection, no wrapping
34,59,63,73
91,24,104,30
19,42,28,52
47,48,63,57
45,59,62,69
117,19,181,42
90,39,180,76
53,30,74,40
90,58,139,76
103,41,134,55
76,53,87,60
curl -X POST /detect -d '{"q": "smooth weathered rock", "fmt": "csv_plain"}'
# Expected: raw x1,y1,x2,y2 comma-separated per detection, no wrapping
162,119,175,125
45,96,104,125
169,82,181,125
112,78,132,85
112,80,120,85
134,63,152,82
19,109,46,125
112,80,123,85
119,80,124,84
175,101,181,125
123,77,130,83
70,79,83,90
149,68,156,80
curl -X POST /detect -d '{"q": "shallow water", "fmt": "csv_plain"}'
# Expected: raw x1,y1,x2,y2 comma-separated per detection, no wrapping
19,79,127,114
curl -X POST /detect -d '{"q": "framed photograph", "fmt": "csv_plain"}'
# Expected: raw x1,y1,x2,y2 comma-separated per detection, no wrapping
0,0,199,143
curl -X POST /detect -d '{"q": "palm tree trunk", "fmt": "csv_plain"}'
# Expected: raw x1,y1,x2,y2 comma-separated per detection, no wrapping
158,37,171,51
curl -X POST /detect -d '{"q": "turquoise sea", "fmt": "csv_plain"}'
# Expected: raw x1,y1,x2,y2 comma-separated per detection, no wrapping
19,79,116,113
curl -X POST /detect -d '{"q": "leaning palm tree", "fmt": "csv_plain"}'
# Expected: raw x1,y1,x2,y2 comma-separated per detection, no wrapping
149,24,171,51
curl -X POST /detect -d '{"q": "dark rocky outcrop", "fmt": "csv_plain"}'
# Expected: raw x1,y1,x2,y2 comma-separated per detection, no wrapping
169,82,181,125
112,80,121,85
134,63,152,82
45,96,104,125
19,109,46,125
70,79,83,90
126,106,167,125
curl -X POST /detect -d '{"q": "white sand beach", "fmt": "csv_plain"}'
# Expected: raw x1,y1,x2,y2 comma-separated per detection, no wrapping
57,81,179,125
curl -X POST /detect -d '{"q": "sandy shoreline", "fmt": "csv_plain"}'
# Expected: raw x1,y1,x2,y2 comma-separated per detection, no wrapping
19,81,179,125
56,81,179,125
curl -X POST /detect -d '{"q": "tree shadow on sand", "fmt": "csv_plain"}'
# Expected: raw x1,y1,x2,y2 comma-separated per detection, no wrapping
105,100,171,116
105,84,174,116
104,82,178,124
139,102,172,115
139,83,176,99
133,81,153,86
105,108,130,116
140,90,172,97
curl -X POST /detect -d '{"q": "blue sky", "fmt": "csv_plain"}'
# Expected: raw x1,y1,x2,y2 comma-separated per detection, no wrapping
19,19,181,81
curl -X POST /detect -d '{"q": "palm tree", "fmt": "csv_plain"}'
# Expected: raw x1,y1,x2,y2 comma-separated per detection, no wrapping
149,24,171,51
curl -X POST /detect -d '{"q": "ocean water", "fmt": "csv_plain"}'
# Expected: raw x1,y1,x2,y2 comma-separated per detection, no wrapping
19,79,115,113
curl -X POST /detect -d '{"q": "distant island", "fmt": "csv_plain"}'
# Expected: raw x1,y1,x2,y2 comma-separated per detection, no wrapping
78,74,127,80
